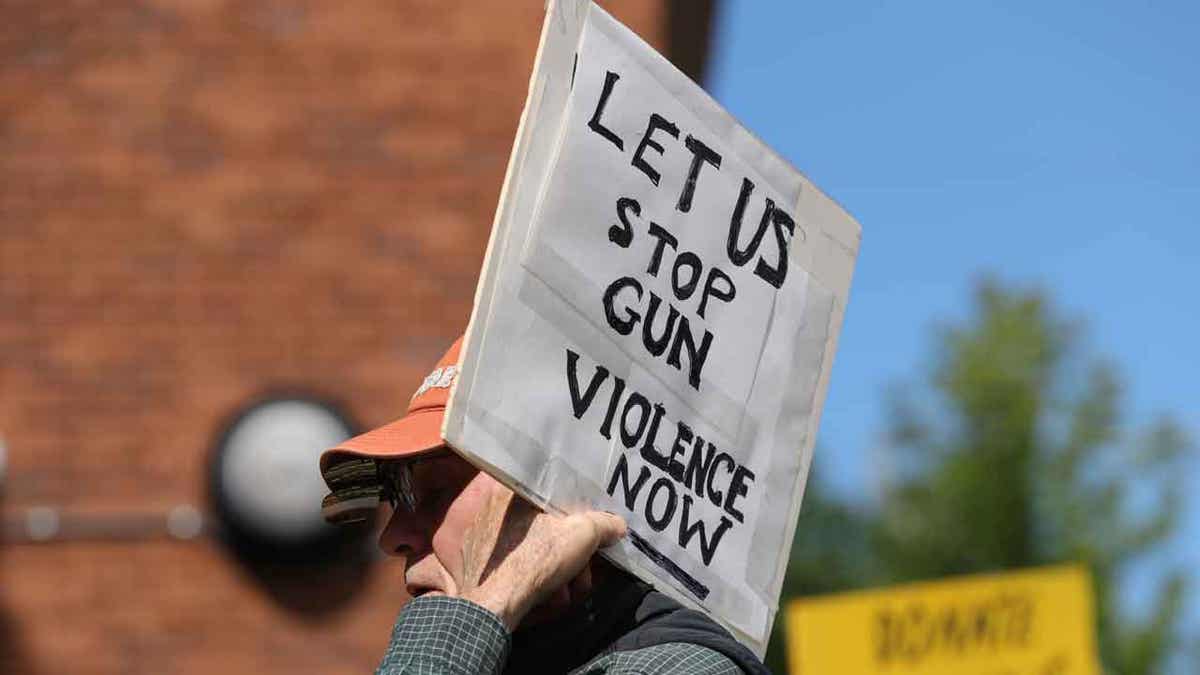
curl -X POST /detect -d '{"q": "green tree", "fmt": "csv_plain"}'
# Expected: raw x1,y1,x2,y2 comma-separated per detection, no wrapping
876,279,1191,674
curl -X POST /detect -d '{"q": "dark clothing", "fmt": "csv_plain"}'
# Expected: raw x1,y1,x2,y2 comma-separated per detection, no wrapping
378,571,770,675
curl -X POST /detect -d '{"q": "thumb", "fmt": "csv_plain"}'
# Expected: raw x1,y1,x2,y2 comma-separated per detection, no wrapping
586,511,628,547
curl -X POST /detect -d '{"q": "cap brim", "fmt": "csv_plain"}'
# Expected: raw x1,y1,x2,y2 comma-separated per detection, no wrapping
319,407,445,475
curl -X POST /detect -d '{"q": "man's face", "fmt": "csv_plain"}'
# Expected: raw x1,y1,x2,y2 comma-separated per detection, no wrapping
376,450,494,598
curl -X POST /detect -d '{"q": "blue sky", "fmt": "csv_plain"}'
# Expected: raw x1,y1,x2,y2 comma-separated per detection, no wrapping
706,0,1198,614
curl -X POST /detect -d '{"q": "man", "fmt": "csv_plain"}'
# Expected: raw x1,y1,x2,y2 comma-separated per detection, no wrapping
320,337,769,674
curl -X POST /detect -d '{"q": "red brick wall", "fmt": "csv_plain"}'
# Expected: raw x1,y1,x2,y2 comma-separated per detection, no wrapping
0,2,676,673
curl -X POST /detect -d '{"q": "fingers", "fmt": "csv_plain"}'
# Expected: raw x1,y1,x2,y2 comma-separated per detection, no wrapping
459,506,628,632
584,510,627,547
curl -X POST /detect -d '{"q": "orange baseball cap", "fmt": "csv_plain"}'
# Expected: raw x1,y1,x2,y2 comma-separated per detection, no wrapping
320,336,462,477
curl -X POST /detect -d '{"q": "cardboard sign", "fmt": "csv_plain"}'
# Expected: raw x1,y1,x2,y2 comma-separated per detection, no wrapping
444,0,860,654
785,566,1101,674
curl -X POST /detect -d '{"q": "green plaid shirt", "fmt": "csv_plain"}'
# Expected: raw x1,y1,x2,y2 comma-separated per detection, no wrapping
377,596,744,674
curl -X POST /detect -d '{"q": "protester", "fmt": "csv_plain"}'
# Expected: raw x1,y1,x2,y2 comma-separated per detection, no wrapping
320,337,769,674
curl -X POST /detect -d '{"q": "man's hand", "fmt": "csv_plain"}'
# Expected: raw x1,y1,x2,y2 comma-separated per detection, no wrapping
457,483,627,631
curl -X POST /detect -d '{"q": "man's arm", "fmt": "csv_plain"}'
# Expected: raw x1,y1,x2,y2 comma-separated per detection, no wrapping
377,489,751,674
377,489,624,674
377,599,745,675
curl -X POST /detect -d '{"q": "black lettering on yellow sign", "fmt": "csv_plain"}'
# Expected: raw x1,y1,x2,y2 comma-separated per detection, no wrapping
872,592,1034,665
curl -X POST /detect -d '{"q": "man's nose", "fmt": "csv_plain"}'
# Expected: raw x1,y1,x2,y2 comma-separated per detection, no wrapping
377,507,431,558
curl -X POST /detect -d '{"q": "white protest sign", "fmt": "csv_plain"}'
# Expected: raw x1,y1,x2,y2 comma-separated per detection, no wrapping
444,0,861,656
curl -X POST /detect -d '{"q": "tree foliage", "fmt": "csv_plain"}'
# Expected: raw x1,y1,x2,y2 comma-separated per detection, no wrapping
772,279,1191,674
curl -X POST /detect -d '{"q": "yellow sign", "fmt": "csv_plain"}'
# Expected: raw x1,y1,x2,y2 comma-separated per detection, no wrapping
785,565,1099,675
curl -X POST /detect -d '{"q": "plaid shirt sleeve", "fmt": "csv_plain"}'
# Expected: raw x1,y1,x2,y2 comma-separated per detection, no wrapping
377,596,510,675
